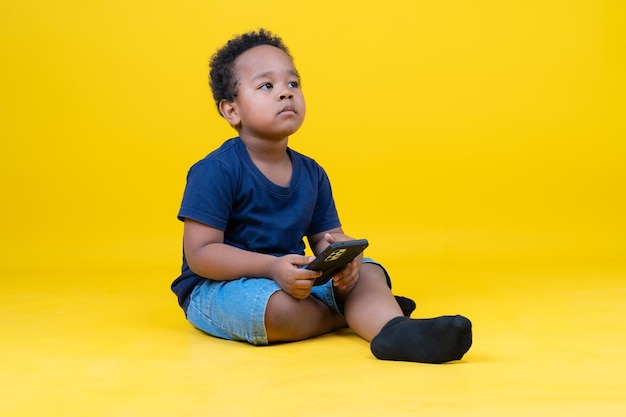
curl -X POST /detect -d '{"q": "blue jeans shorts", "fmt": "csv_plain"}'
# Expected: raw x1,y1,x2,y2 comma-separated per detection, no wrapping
185,258,391,345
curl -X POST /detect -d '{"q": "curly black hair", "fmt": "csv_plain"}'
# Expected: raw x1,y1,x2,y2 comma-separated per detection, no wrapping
209,28,294,112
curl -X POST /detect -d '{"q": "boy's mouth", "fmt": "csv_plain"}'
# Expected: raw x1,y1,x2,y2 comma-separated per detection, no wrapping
278,106,297,115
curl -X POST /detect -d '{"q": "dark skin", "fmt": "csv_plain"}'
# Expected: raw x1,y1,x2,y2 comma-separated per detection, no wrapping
184,45,403,343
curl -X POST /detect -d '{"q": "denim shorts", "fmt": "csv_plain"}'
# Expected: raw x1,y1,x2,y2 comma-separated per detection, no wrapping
186,258,391,346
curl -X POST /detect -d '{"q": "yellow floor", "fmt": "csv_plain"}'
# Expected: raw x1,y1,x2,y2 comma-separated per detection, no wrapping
2,259,625,417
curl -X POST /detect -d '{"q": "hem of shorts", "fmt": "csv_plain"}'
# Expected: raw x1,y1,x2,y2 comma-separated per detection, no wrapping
250,281,282,346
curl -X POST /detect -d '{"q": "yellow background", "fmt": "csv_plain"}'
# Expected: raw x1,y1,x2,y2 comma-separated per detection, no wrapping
1,1,625,416
1,0,624,270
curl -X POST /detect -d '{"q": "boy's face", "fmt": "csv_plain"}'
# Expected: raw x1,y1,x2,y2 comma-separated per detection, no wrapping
223,45,306,141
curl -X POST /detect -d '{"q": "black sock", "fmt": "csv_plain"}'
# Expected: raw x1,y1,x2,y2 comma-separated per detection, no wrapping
370,315,472,364
394,296,416,317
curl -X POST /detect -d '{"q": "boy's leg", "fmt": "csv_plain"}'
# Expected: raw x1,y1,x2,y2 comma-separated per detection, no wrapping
265,291,347,343
342,263,405,340
344,264,473,364
264,288,414,343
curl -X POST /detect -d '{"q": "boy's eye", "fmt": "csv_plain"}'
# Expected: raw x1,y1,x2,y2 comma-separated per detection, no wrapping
288,81,299,88
259,82,272,90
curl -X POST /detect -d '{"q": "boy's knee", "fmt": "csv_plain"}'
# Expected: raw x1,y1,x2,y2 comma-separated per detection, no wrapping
360,263,391,287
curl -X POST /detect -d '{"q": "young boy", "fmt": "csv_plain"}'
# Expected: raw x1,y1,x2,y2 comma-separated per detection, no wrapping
171,29,472,363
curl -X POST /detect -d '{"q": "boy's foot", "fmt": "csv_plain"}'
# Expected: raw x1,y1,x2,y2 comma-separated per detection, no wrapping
370,315,472,364
394,296,416,317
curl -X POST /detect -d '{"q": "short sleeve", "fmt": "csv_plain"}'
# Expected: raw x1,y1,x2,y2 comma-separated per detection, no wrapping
306,165,341,236
177,158,236,231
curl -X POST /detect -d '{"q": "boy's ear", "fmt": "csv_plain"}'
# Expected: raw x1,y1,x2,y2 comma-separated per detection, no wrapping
219,99,240,128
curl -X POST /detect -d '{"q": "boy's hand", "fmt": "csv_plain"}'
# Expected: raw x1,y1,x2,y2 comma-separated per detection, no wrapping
269,255,321,300
323,233,362,297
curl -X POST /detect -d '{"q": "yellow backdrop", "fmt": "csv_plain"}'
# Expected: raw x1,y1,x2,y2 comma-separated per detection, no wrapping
1,0,624,273
2,2,626,417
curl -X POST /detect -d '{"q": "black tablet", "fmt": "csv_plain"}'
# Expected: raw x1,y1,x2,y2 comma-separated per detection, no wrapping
306,239,369,286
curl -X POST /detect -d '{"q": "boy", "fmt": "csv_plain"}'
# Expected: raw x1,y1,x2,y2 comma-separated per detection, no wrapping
171,29,472,363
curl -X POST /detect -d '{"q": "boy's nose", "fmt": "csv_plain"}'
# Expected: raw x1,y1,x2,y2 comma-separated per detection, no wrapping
279,93,293,100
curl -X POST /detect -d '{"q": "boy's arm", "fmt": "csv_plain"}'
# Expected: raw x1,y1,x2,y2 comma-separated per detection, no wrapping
184,219,321,296
184,218,273,280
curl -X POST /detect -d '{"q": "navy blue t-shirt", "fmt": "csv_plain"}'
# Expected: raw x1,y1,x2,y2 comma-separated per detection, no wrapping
171,137,341,311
